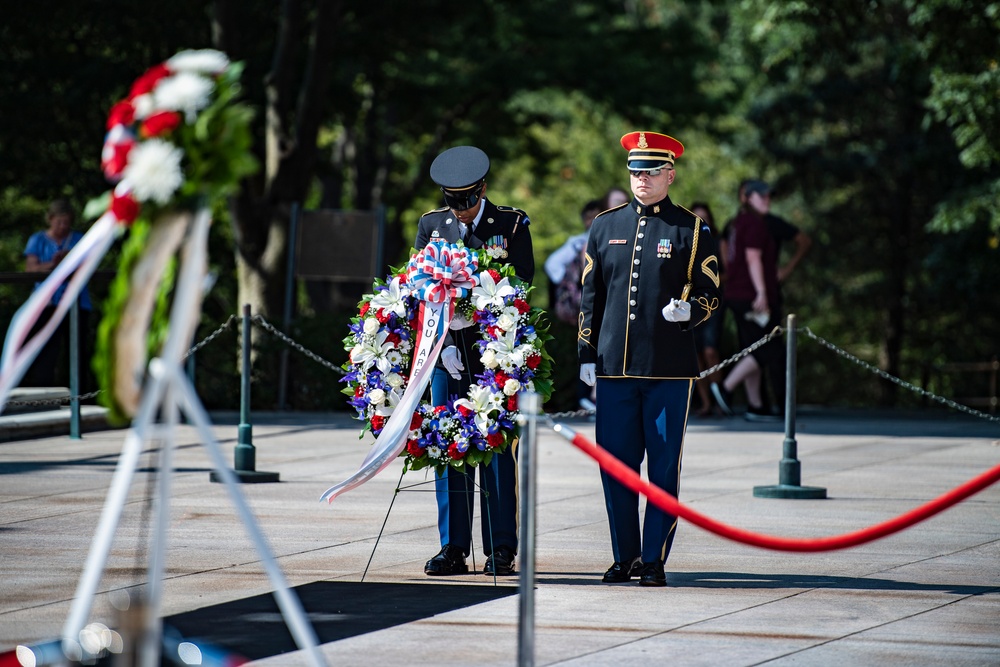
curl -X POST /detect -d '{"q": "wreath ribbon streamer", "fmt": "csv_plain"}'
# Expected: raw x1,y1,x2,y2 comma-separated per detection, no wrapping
321,241,479,502
0,213,122,412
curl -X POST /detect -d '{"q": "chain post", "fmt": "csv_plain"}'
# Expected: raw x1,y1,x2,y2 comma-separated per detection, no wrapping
69,298,81,439
210,305,278,484
754,314,827,499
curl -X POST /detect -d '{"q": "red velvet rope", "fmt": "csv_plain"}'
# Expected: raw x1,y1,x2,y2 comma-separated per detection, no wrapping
563,428,1000,552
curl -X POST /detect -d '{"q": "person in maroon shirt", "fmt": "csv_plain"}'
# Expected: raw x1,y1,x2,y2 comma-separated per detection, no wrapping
711,180,782,420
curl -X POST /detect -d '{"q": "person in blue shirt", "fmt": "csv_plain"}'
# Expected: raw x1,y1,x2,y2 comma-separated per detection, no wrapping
22,199,92,388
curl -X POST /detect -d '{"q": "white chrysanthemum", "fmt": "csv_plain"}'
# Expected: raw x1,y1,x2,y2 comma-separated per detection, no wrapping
154,72,214,122
427,446,443,460
132,93,155,121
122,139,184,204
167,49,230,74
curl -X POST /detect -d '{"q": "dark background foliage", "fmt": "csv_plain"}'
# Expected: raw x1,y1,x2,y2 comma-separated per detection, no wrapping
1,0,996,415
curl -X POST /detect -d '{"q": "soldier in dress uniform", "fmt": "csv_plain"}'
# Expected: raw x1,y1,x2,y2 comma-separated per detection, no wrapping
578,131,721,586
414,145,534,577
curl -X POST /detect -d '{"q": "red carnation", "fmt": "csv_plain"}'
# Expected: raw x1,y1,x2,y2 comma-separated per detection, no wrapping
487,269,502,282
472,311,483,323
448,443,464,460
371,414,386,433
434,405,447,415
487,325,499,338
526,354,541,370
386,332,401,346
360,301,371,316
375,309,390,324
397,272,407,284
514,299,530,314
107,101,135,129
457,404,473,418
354,385,364,397
487,432,505,449
129,63,171,99
140,110,182,138
110,192,139,225
507,396,518,411
409,412,423,430
102,142,133,181
494,371,509,386
406,440,424,457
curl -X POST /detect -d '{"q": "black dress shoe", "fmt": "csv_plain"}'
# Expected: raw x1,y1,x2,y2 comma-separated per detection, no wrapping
424,544,469,576
483,546,516,576
638,560,666,587
601,556,642,583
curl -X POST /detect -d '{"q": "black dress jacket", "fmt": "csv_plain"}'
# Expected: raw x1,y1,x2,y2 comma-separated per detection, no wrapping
414,199,534,381
579,195,720,379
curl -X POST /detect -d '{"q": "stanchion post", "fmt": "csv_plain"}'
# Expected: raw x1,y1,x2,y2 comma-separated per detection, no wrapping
236,303,254,469
753,313,826,499
69,297,81,440
517,391,539,667
210,304,279,483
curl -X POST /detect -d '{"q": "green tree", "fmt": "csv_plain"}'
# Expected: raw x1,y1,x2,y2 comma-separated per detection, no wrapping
725,0,1000,406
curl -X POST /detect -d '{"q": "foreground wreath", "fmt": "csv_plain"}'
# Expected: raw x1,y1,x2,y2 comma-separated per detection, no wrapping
342,241,553,474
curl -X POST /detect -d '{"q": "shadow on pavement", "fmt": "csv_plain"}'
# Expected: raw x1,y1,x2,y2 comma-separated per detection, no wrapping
164,580,517,661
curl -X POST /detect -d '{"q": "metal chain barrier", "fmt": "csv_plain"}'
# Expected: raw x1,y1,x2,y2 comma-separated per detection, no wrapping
251,314,347,376
3,315,238,410
182,314,238,360
800,327,1000,424
543,326,786,421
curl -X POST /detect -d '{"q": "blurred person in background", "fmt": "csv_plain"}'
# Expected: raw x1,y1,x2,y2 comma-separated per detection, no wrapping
22,199,92,388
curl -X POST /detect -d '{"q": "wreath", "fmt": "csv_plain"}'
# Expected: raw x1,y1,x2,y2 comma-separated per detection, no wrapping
342,242,553,473
88,49,258,425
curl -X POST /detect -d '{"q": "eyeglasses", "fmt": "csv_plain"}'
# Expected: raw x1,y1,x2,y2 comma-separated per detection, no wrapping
629,167,670,178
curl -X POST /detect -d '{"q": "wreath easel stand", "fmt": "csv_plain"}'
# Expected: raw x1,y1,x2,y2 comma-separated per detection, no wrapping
361,468,499,583
60,210,328,667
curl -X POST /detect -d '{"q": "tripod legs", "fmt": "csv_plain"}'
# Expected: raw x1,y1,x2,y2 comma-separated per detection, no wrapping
60,360,327,666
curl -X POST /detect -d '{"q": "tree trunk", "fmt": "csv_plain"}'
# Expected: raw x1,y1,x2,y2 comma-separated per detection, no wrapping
214,0,342,321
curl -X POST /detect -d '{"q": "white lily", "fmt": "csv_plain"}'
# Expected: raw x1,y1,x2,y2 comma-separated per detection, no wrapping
369,276,410,318
350,330,394,374
455,385,502,435
485,328,520,368
472,271,515,310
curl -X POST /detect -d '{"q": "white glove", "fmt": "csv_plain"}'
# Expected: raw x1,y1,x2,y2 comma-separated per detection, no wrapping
442,345,464,379
580,363,596,387
661,298,691,323
449,312,475,330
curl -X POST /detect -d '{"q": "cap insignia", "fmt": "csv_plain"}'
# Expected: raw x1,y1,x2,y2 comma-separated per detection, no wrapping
637,132,648,149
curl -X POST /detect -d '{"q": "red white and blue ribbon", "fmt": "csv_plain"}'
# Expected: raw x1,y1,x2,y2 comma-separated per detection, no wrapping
320,241,480,502
406,241,479,304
